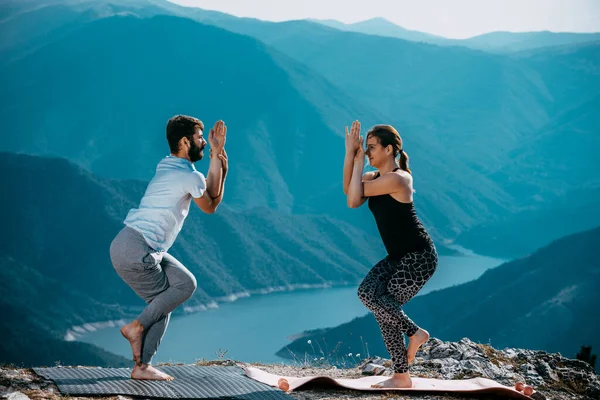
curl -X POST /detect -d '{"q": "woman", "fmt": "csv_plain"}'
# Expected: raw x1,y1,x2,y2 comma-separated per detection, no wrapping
344,121,438,388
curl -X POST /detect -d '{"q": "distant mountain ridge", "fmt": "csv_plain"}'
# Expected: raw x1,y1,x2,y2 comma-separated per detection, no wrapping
308,17,447,45
308,17,600,53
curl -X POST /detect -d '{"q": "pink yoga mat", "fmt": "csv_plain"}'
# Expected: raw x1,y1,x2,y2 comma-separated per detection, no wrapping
244,366,535,399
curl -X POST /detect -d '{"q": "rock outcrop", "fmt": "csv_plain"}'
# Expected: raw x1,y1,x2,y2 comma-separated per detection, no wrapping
1,338,598,400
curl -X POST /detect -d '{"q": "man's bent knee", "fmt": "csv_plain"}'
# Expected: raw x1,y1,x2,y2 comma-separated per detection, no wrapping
180,274,197,300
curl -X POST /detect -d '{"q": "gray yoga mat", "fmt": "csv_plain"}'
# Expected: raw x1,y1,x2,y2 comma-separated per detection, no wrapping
34,365,290,399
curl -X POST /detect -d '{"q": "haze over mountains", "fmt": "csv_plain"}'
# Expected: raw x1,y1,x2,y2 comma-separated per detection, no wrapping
310,17,600,53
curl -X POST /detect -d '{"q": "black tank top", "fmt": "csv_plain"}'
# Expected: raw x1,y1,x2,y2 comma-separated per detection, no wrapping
368,168,433,260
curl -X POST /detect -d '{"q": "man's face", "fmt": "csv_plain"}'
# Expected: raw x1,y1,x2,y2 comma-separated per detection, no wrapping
188,128,206,162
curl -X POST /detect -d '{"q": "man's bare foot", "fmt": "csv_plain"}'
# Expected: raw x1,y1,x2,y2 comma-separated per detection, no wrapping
371,373,412,388
407,328,429,364
120,320,144,364
131,364,174,381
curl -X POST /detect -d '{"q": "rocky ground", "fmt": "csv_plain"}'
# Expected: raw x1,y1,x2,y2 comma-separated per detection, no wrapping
1,338,598,400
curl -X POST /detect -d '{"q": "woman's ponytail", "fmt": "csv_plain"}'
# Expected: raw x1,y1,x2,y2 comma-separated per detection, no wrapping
399,150,411,174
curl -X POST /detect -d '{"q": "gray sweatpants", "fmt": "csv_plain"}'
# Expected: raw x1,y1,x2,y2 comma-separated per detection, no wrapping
109,226,197,364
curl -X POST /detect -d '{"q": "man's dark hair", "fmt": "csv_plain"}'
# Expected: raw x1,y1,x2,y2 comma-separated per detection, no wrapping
166,115,204,153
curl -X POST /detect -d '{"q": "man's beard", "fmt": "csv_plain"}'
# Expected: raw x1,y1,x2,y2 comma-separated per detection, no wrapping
189,142,204,162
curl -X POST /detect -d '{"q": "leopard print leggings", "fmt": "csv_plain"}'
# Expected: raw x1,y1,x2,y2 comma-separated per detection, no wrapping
358,246,438,373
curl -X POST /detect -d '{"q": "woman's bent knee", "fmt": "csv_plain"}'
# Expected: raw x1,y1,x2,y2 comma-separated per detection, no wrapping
357,283,375,308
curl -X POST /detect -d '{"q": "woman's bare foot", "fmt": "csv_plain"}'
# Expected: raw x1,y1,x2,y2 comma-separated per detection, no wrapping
371,372,412,388
120,320,144,364
407,328,429,364
131,364,174,381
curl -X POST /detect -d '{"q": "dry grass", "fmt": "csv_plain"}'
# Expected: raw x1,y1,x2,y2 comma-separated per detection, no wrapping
476,343,512,367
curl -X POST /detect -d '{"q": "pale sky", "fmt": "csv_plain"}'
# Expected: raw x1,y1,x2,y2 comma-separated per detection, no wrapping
168,0,600,39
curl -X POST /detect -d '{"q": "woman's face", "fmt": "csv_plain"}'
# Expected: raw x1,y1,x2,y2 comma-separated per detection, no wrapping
365,135,391,168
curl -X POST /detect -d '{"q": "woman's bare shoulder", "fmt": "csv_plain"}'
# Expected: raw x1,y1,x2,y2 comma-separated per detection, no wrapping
391,169,413,188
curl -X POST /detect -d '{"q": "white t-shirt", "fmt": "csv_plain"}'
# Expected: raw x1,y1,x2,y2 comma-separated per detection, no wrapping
124,156,206,252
